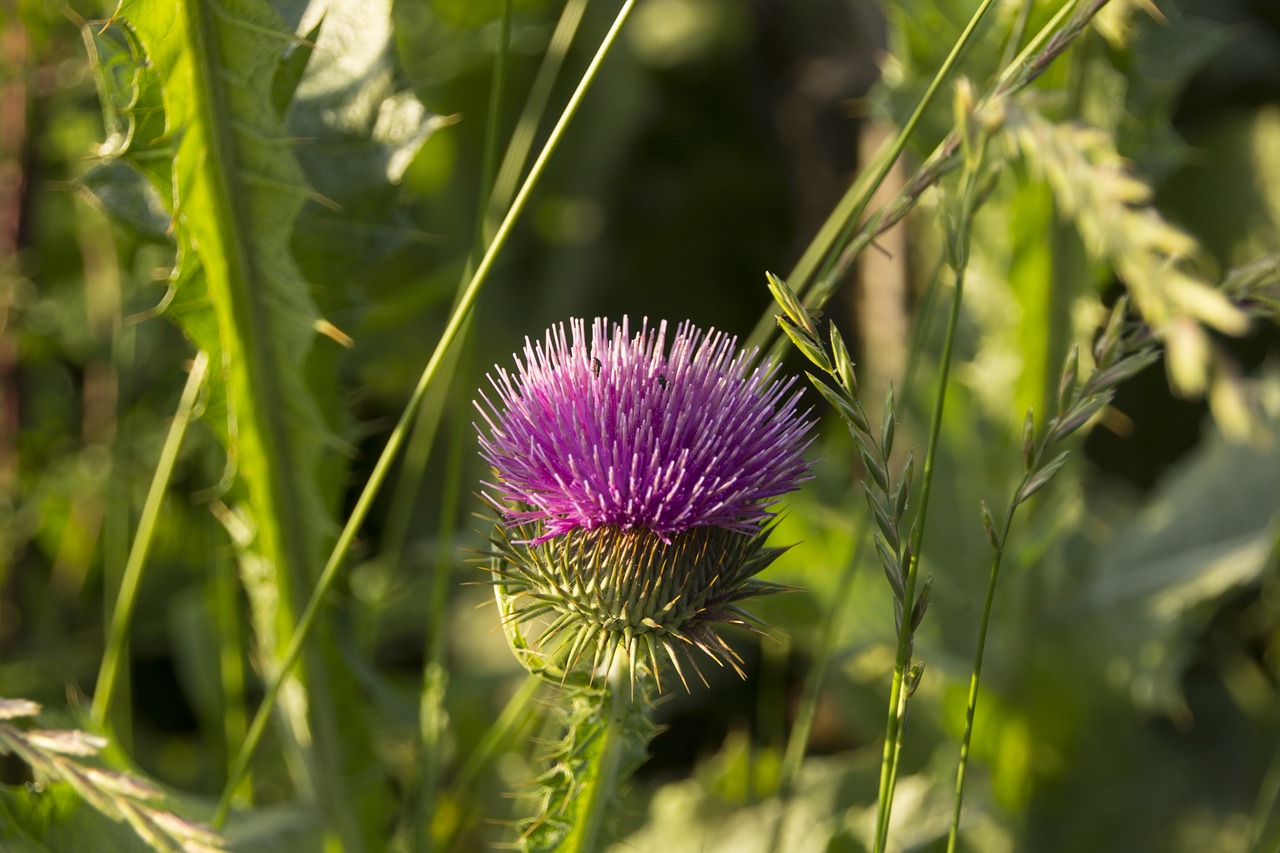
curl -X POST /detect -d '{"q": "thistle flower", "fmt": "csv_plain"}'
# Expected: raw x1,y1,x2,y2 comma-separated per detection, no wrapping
476,317,814,689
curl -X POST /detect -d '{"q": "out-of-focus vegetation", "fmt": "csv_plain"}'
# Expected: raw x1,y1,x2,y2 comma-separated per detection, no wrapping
1,0,1278,850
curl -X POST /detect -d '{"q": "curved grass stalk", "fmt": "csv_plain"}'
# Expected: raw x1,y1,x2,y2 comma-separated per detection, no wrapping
212,0,641,827
485,0,590,236
871,91,993,849
945,300,1160,849
91,351,209,727
871,251,966,853
747,0,1000,356
749,0,1111,360
407,0,512,837
382,0,514,565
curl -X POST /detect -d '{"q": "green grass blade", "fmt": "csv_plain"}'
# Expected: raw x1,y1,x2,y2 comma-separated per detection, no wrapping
485,0,591,230
91,351,209,728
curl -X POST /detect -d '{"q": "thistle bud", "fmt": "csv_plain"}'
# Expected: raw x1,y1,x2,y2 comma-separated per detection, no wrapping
476,318,815,690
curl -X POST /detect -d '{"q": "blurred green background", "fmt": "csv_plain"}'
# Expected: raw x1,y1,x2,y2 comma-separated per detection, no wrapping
2,0,1280,850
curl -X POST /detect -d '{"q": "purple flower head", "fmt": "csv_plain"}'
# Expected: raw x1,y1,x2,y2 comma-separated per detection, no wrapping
475,317,814,543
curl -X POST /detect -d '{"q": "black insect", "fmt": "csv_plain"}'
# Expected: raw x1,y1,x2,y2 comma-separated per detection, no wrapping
657,373,668,389
591,357,602,378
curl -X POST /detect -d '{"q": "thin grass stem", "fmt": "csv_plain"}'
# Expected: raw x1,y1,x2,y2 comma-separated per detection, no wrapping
381,0,512,567
486,0,590,233
873,138,984,848
91,350,209,727
747,0,1000,355
412,338,478,853
946,495,1018,852
769,533,868,850
871,262,965,852
211,0,640,827
402,6,516,843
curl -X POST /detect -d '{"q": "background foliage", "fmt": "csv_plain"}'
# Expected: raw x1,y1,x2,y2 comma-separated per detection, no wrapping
1,0,1279,850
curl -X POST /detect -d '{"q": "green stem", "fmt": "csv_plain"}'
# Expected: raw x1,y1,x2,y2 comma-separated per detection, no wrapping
873,225,972,853
439,674,543,852
946,491,1020,852
91,350,209,727
412,340,477,853
888,121,990,850
747,0,999,354
570,660,637,853
769,534,867,851
486,0,589,232
211,0,640,827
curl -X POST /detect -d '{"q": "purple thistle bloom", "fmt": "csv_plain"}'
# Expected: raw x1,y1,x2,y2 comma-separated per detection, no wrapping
475,317,814,544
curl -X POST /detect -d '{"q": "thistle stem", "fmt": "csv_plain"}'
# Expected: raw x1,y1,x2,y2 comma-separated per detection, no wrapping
571,658,637,853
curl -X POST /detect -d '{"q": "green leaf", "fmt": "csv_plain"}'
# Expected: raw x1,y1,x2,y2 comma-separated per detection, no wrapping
285,0,443,286
79,160,171,242
78,15,174,235
118,0,333,605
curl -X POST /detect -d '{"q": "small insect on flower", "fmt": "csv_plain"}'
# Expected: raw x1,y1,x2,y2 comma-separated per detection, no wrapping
475,317,815,690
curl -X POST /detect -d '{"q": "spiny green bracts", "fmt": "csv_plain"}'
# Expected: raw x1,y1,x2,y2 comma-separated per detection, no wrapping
488,520,791,691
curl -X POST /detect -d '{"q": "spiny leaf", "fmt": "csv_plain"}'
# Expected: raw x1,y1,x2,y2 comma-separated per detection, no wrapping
110,1,380,847
287,0,444,285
